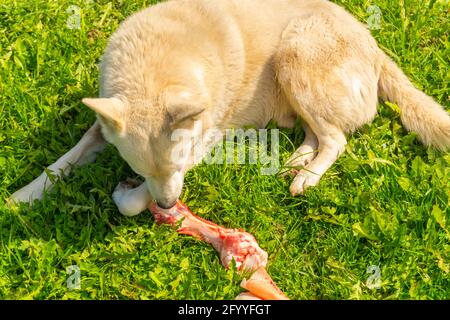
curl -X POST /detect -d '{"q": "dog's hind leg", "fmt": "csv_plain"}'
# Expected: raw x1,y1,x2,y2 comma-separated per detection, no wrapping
282,122,318,176
8,121,106,204
276,13,379,195
289,125,347,195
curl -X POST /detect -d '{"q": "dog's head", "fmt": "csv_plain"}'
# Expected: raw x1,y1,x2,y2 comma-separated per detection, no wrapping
82,85,210,209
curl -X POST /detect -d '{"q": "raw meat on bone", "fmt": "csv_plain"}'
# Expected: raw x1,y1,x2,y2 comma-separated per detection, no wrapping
149,200,268,271
149,200,289,300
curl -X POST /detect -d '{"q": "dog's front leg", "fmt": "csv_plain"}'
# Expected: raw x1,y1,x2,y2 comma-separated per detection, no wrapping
112,179,153,216
8,121,106,204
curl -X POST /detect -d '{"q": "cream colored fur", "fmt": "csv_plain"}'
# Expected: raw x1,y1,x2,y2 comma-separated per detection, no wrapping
9,0,450,213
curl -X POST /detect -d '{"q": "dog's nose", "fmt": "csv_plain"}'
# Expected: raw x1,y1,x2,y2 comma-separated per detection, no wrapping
156,199,177,209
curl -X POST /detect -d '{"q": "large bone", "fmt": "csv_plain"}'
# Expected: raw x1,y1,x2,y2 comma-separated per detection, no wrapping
148,200,289,300
149,200,268,271
237,267,289,300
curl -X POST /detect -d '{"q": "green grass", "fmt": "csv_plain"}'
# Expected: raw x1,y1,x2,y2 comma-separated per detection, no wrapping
0,0,449,300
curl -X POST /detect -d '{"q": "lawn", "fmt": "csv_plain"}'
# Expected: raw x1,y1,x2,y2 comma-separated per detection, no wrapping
0,0,449,300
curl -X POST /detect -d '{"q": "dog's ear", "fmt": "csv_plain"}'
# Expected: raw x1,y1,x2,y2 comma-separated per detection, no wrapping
82,97,125,131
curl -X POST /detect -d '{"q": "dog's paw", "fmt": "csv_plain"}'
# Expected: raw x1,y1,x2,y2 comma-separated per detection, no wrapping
6,192,33,206
280,168,301,179
281,152,316,178
112,178,144,217
289,170,321,196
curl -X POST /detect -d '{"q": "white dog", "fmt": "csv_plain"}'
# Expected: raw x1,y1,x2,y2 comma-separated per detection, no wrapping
9,0,450,215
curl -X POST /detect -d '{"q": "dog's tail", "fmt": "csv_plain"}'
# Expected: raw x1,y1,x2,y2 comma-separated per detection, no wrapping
378,53,450,151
